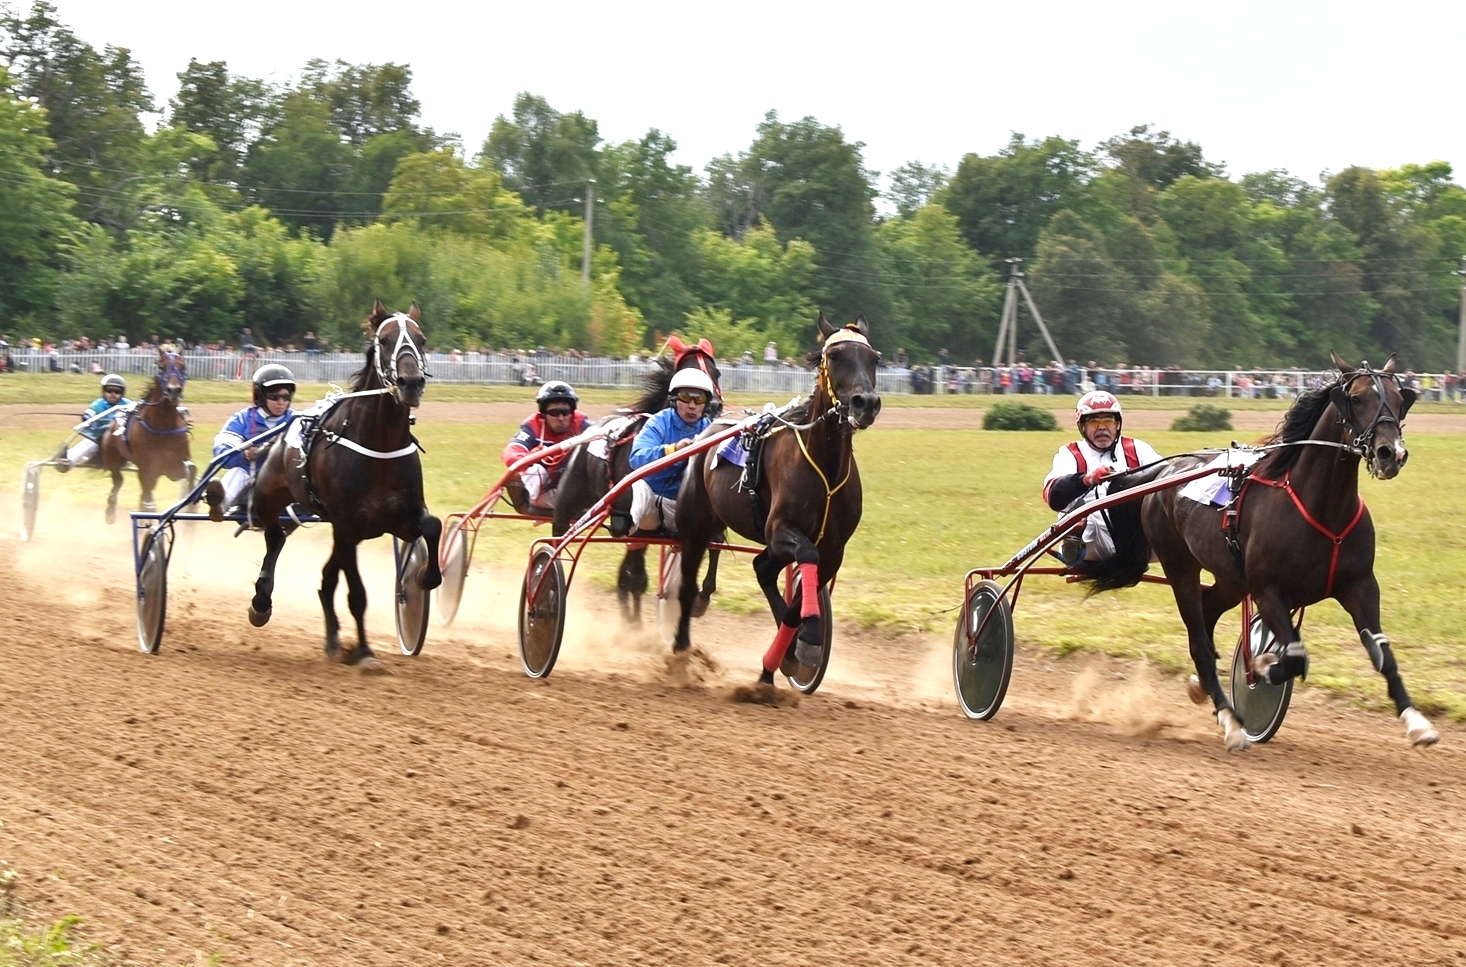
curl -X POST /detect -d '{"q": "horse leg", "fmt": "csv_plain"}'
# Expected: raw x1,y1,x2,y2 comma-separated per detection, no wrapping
694,548,720,618
618,548,649,625
1185,582,1246,703
673,541,708,654
1337,575,1438,746
138,468,159,513
248,525,289,627
1251,587,1308,685
418,511,443,591
319,547,344,660
106,469,123,524
339,543,380,671
751,529,821,684
1167,565,1249,751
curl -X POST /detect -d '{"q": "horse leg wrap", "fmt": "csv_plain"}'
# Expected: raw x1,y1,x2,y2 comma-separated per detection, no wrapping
1360,630,1394,674
763,622,799,673
799,562,821,618
1267,640,1309,685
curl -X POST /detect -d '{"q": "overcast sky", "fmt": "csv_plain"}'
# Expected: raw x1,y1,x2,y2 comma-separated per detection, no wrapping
35,0,1466,192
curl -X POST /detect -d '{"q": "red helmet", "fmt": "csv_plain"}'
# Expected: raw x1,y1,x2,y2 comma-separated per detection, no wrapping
1075,391,1122,428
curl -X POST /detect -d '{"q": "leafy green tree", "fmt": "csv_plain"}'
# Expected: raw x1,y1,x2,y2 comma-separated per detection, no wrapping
480,92,600,215
298,58,431,148
687,222,816,343
0,66,79,322
876,204,1002,360
242,92,354,239
169,58,278,180
381,147,531,239
1,1,153,228
1100,124,1221,218
942,134,1093,263
887,161,949,219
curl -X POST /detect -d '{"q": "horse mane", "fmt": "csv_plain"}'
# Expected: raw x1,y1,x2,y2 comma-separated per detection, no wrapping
1250,379,1340,479
627,356,675,413
350,316,387,392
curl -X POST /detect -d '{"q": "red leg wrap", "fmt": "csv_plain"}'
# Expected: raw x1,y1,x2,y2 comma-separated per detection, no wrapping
799,562,821,618
762,622,799,673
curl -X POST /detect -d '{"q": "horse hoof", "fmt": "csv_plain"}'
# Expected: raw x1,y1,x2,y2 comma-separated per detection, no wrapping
1401,708,1440,748
779,655,800,678
105,505,117,525
1186,675,1206,705
247,607,272,627
692,594,711,619
1218,708,1251,753
356,656,388,674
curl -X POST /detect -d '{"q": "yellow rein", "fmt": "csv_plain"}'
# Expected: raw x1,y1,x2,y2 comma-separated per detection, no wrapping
797,354,854,544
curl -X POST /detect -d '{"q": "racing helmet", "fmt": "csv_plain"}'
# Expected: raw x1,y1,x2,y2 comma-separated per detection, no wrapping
536,380,579,414
1075,390,1122,432
252,363,297,406
101,373,126,394
668,368,716,402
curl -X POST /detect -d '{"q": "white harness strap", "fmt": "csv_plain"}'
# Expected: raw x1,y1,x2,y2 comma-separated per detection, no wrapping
375,313,426,388
326,435,419,460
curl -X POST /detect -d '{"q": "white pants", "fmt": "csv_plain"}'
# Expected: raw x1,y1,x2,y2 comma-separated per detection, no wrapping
220,466,253,511
522,463,557,510
66,438,99,466
1064,483,1116,561
631,480,676,535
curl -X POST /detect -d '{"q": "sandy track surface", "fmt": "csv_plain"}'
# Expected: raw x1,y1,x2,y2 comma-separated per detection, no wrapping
3,502,1465,966
8,400,1466,434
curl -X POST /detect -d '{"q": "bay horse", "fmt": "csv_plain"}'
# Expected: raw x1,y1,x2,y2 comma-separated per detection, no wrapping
552,336,723,623
1086,352,1436,751
674,313,882,682
100,349,192,524
248,301,443,670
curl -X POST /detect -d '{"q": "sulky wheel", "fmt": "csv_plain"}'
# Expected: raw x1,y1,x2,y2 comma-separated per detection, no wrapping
656,548,682,647
394,536,432,656
953,579,1014,720
21,462,42,542
436,525,470,627
1229,614,1293,743
136,527,172,654
518,546,566,679
781,569,833,695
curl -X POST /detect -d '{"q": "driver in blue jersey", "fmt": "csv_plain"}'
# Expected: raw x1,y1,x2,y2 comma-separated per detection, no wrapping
57,374,132,472
204,364,297,522
626,368,716,535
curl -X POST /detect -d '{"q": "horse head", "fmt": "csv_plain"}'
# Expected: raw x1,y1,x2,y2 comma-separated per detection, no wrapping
816,312,882,429
367,299,429,407
1329,350,1413,480
155,349,187,403
668,335,723,418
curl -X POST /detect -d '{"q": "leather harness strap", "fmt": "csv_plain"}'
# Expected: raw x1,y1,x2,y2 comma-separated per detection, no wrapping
1244,471,1366,597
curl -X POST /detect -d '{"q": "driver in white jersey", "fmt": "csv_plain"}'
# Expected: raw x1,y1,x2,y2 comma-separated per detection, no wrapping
1042,391,1162,563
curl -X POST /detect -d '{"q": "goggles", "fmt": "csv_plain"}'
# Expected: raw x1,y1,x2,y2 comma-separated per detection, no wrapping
543,407,573,418
103,388,123,395
1082,415,1119,428
265,390,294,402
674,391,709,406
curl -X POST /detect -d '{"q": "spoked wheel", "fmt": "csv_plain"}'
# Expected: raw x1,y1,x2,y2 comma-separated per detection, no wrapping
394,536,432,656
953,579,1015,720
518,546,566,679
1229,615,1294,743
21,462,41,542
656,548,682,646
436,525,470,627
136,526,172,654
781,570,833,695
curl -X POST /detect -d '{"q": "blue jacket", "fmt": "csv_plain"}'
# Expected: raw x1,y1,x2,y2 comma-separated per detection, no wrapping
628,407,712,498
213,405,295,471
79,396,132,441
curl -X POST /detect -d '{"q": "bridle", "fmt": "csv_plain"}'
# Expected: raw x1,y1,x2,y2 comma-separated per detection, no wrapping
815,327,878,428
1332,365,1412,476
375,314,428,395
143,352,188,405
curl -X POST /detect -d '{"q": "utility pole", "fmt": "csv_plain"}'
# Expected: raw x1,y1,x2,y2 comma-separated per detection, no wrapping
581,179,596,286
992,258,1062,367
1456,254,1466,374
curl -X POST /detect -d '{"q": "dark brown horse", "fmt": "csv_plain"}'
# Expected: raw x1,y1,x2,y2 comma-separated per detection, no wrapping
101,349,193,523
673,313,882,683
552,336,723,623
1087,352,1436,751
248,301,443,670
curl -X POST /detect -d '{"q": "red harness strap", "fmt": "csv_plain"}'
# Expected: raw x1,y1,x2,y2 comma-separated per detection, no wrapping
1245,471,1366,597
1066,441,1087,475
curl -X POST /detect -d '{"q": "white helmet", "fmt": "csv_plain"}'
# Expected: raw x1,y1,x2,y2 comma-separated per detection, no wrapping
668,368,716,399
1075,390,1122,424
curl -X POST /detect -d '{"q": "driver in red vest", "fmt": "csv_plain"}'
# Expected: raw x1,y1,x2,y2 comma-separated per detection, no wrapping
501,380,591,514
1043,391,1162,563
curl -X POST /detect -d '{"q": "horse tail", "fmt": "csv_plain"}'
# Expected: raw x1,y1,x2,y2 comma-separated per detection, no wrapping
628,358,674,414
1074,479,1152,595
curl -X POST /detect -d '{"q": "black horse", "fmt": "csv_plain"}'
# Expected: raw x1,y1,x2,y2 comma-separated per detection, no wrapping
674,313,882,683
1085,352,1436,751
249,301,443,670
552,336,722,623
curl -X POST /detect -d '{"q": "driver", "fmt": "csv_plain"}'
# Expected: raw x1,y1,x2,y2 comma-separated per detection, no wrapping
57,374,132,472
501,380,592,513
627,368,716,535
204,364,297,522
1043,391,1162,563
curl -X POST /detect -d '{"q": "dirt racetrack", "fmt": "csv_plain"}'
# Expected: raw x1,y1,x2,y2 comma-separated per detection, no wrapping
4,501,1466,966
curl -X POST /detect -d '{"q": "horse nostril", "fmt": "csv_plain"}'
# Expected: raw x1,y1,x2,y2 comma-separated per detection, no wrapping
1376,445,1392,463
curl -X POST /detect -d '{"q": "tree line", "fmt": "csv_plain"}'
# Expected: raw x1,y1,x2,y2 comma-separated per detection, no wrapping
2,2,1463,368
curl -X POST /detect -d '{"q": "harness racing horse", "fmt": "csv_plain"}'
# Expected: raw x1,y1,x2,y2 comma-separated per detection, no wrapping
552,336,723,624
1087,352,1437,751
674,313,882,682
100,349,192,524
249,301,443,670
